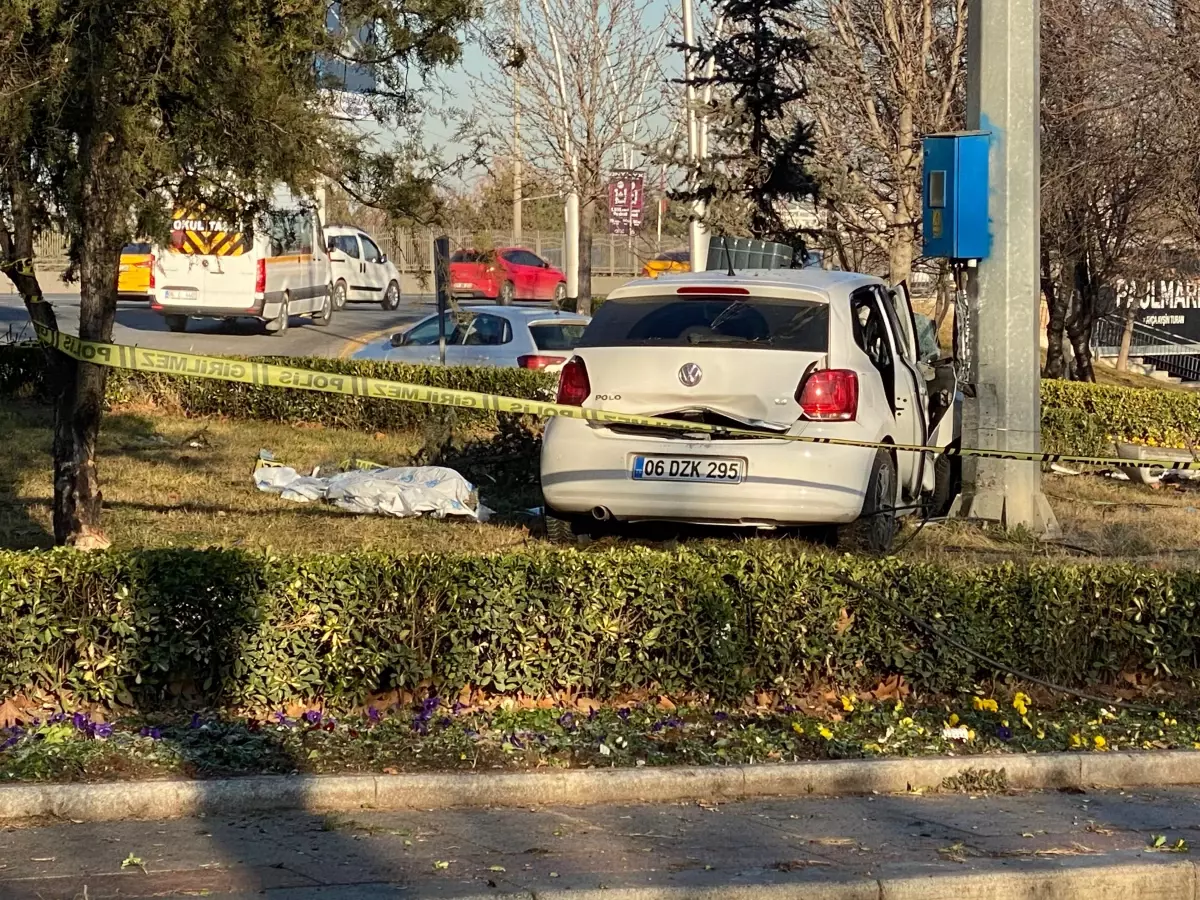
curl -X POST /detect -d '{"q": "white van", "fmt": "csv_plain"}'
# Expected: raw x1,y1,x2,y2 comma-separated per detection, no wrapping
149,190,333,335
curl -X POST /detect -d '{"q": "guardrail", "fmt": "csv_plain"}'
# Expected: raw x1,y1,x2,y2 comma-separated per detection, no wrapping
1093,314,1200,381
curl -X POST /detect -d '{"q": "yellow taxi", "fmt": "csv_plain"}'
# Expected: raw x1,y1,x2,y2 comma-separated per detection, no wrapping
640,247,690,278
117,242,155,299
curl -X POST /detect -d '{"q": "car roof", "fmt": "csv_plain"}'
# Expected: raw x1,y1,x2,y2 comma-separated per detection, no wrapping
324,225,368,237
456,304,590,322
614,267,882,297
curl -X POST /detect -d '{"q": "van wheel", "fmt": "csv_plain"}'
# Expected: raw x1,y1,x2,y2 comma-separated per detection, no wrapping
269,294,290,335
332,279,348,310
846,449,898,553
313,288,333,327
164,314,188,333
499,280,515,306
553,282,567,304
381,281,400,311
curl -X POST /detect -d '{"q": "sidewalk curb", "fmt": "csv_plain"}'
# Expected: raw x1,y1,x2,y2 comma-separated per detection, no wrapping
3,750,1199,824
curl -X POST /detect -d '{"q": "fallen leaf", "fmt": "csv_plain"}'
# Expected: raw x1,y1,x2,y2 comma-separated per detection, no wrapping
433,860,450,870
121,853,146,873
835,608,854,636
657,696,677,712
488,865,506,872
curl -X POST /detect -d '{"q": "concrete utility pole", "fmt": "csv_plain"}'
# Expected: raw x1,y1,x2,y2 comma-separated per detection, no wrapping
681,0,707,272
958,0,1059,535
539,0,579,299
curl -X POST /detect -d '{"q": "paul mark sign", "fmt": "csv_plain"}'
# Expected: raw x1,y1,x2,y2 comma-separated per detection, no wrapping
1114,278,1200,340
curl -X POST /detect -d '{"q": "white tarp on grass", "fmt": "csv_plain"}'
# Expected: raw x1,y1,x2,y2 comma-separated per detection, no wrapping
254,464,489,520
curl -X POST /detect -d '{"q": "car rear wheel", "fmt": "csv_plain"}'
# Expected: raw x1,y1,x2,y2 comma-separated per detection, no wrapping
553,282,567,304
381,281,400,310
312,288,333,326
846,449,898,553
499,280,515,306
332,279,348,310
164,314,188,333
544,508,592,545
268,294,290,335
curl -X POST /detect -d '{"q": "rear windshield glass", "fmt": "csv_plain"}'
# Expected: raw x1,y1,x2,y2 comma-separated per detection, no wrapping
122,243,151,254
578,295,828,351
451,250,490,263
530,322,587,350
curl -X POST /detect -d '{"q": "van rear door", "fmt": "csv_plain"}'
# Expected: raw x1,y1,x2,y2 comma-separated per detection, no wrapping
160,211,255,314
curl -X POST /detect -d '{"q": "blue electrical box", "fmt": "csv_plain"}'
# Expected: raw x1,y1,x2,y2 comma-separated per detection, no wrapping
921,131,991,260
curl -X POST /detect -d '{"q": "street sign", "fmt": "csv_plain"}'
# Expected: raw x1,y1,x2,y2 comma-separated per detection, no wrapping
607,169,645,235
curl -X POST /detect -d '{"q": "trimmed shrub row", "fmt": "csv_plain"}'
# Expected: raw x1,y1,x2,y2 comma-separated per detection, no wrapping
0,346,558,431
1,546,1198,708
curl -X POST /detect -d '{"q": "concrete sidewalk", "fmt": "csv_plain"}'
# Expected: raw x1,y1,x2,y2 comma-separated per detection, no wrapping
3,787,1200,898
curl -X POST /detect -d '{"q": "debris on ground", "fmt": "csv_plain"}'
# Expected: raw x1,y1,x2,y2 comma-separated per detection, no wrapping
253,452,490,521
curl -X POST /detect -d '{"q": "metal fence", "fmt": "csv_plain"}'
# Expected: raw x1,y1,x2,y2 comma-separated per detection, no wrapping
1093,313,1200,382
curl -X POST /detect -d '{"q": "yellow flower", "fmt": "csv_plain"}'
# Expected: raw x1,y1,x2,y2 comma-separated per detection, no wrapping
900,717,914,727
894,700,904,712
1070,733,1084,748
1013,693,1031,716
1036,729,1046,740
948,714,960,727
1021,716,1032,730
841,695,856,713
972,697,999,713
819,726,834,740
968,729,976,741
792,723,805,736
1094,735,1107,750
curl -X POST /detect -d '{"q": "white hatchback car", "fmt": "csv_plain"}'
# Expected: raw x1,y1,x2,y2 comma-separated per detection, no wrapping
325,225,402,310
540,269,959,550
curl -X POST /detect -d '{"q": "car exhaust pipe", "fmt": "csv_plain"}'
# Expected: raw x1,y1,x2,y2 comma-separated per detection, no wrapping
591,506,612,522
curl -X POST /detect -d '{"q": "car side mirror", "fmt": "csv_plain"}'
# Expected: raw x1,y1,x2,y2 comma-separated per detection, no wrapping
390,331,409,347
327,241,337,253
379,254,388,264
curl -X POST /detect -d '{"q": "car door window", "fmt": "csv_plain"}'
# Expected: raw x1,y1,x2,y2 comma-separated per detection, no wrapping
851,288,896,409
403,312,459,345
331,235,360,258
885,286,919,365
361,236,381,263
462,313,512,346
515,250,543,267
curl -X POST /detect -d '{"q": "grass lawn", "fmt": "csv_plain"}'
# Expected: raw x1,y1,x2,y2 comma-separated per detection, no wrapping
0,403,531,554
3,401,1200,564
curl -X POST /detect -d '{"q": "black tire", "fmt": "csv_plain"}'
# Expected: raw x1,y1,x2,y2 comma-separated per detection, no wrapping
312,288,333,327
499,280,515,306
544,508,593,545
332,279,348,310
930,449,962,518
848,449,898,553
382,281,401,311
269,294,290,335
553,282,567,304
164,314,188,333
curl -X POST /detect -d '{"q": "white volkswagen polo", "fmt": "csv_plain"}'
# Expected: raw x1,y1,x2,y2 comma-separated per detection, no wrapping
540,268,960,550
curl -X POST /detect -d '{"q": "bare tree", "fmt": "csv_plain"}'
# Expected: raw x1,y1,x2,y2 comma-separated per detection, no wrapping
1040,0,1179,380
470,0,668,312
798,0,968,284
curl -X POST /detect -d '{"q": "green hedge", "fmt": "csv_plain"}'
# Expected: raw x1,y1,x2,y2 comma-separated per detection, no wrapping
0,346,556,430
1040,380,1200,453
2,545,1198,708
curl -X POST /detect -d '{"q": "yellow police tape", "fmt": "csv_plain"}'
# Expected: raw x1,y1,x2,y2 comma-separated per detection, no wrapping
30,323,1200,472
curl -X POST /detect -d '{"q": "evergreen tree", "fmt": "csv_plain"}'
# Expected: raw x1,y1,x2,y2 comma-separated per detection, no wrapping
673,0,818,255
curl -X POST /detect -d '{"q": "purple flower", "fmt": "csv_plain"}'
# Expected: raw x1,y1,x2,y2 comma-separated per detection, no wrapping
367,706,381,723
452,701,469,716
139,726,162,740
49,712,66,725
557,712,576,730
303,710,323,725
421,697,441,717
71,712,89,732
509,734,525,750
996,725,1013,742
588,707,599,721
714,711,729,722
437,716,451,730
617,708,631,721
93,723,113,739
273,710,288,724
189,713,203,729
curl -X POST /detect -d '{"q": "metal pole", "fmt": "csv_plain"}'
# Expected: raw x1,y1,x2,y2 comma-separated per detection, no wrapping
681,0,706,272
434,235,450,365
957,0,1058,535
512,0,523,244
538,0,579,299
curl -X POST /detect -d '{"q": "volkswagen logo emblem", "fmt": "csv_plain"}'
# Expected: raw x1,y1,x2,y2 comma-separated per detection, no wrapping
679,362,703,387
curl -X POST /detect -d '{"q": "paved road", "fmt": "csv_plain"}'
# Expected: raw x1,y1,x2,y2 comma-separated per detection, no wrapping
1,787,1198,898
0,290,434,360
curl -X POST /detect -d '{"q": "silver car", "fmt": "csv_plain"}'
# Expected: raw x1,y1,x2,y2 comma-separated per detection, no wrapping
355,305,591,373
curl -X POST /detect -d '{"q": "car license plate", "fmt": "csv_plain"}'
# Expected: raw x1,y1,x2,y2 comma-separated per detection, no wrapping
452,282,471,289
118,264,131,272
632,456,744,484
160,288,197,301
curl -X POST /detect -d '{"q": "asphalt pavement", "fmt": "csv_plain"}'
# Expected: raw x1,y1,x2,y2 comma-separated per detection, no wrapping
1,787,1197,898
0,290,434,360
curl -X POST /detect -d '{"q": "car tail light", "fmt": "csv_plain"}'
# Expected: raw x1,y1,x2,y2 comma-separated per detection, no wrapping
145,254,155,289
676,286,749,295
556,357,590,405
797,369,858,421
255,258,266,293
518,354,567,370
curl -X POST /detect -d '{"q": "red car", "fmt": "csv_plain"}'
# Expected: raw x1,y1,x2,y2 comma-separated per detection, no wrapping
449,247,567,304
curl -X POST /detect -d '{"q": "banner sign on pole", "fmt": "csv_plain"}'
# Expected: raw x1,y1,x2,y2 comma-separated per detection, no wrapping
607,170,645,235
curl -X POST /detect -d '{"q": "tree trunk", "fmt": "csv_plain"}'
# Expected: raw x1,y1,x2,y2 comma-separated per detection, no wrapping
1042,247,1070,378
1116,304,1136,372
52,138,124,548
887,229,914,286
576,195,595,316
1066,258,1098,383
